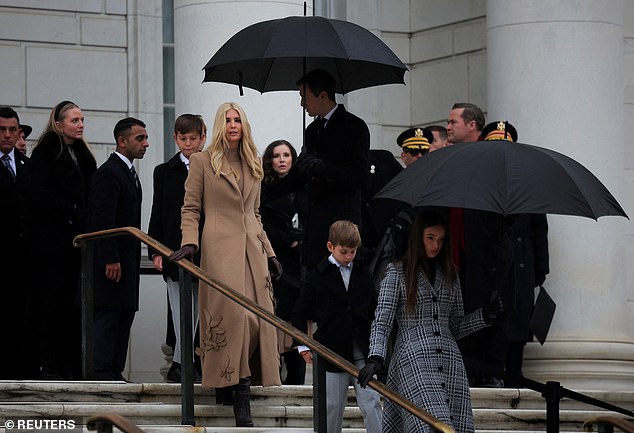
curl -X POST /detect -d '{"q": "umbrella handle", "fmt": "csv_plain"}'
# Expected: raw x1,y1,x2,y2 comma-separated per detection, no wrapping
238,71,244,96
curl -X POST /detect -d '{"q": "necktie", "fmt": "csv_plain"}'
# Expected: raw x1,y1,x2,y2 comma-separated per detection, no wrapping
130,165,140,190
339,264,351,290
2,154,15,181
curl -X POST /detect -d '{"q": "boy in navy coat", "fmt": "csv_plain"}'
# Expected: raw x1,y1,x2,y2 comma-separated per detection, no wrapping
148,114,205,383
292,220,382,433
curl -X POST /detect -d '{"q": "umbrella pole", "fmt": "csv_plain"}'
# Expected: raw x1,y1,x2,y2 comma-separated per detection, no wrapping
301,58,306,151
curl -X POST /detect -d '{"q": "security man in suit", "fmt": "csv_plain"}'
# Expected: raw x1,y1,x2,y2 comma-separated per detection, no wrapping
87,117,149,381
0,106,31,379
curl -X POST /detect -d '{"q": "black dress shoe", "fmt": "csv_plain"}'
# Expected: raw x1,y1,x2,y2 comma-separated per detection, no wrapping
166,362,181,383
481,376,505,388
39,367,62,381
114,372,133,383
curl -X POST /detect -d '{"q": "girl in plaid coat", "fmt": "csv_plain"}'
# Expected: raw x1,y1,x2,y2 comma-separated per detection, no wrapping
359,210,502,433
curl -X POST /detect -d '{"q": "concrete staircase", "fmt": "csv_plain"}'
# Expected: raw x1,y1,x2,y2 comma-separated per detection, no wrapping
0,381,632,432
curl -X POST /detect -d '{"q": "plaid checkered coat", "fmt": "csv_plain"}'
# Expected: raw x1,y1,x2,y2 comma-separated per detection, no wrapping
368,262,488,433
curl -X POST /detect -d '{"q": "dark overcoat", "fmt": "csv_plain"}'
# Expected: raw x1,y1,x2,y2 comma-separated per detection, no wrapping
292,257,376,372
0,149,31,377
147,152,201,281
28,132,97,377
29,132,97,276
508,214,549,341
260,183,302,320
0,149,30,260
362,149,403,249
458,209,514,378
87,153,142,310
278,105,370,269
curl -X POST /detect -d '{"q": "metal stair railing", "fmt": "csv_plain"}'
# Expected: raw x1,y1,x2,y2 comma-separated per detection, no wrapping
521,376,634,433
74,226,453,433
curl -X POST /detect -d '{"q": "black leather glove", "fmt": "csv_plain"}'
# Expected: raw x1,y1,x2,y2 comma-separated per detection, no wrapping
358,356,384,388
168,244,196,262
289,227,304,242
482,296,504,323
295,153,325,177
268,256,283,281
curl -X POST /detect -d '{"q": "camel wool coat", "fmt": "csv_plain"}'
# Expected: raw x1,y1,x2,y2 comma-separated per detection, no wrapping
181,148,280,388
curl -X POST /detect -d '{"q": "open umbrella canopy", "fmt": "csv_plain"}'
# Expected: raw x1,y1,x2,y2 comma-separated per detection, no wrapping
202,15,407,94
375,140,628,220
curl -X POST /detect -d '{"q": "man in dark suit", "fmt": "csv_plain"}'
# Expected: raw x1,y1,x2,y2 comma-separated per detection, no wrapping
87,117,149,381
0,106,31,379
148,113,205,383
280,69,370,272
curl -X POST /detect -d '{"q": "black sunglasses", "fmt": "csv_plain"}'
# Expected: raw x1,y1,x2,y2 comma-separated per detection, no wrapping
402,148,422,156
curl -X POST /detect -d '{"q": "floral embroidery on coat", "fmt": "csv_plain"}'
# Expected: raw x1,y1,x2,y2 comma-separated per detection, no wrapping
201,309,227,356
220,356,235,382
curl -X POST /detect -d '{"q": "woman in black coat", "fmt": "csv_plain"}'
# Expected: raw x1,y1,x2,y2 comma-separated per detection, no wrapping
29,100,97,379
260,139,305,384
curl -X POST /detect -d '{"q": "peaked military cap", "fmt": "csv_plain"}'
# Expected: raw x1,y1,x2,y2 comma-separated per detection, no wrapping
480,121,518,142
397,127,434,152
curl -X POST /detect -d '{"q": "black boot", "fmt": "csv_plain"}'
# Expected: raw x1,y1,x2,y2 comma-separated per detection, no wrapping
215,386,235,406
233,377,253,427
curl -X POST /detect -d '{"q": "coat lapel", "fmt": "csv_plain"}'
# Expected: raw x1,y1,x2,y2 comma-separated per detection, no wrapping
218,157,240,195
14,152,28,176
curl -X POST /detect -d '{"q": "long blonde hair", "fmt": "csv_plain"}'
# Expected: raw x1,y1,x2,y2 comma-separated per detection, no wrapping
36,100,92,159
209,102,263,180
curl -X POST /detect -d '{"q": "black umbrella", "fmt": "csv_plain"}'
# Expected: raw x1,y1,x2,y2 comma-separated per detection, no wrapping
375,140,628,220
202,15,407,95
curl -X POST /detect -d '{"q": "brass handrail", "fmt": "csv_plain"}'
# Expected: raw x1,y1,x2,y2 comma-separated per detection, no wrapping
74,226,454,433
87,414,147,433
584,416,634,433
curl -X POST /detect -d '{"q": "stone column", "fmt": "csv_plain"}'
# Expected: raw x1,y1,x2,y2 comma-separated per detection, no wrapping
173,0,307,153
487,0,634,389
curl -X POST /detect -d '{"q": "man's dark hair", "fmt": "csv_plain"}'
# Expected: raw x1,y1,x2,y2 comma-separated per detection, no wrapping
113,117,145,142
296,69,336,101
451,102,485,132
427,125,447,141
0,106,19,123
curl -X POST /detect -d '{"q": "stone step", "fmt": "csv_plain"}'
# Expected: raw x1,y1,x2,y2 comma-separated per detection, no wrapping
0,382,631,432
2,381,632,411
0,402,621,431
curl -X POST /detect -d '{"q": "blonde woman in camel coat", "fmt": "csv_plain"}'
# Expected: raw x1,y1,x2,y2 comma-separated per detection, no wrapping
171,102,282,427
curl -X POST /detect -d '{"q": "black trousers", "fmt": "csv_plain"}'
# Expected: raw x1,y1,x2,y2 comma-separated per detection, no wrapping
93,307,135,380
459,317,508,381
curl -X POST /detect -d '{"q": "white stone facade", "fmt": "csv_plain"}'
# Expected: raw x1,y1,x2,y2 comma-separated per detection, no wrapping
1,0,633,388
